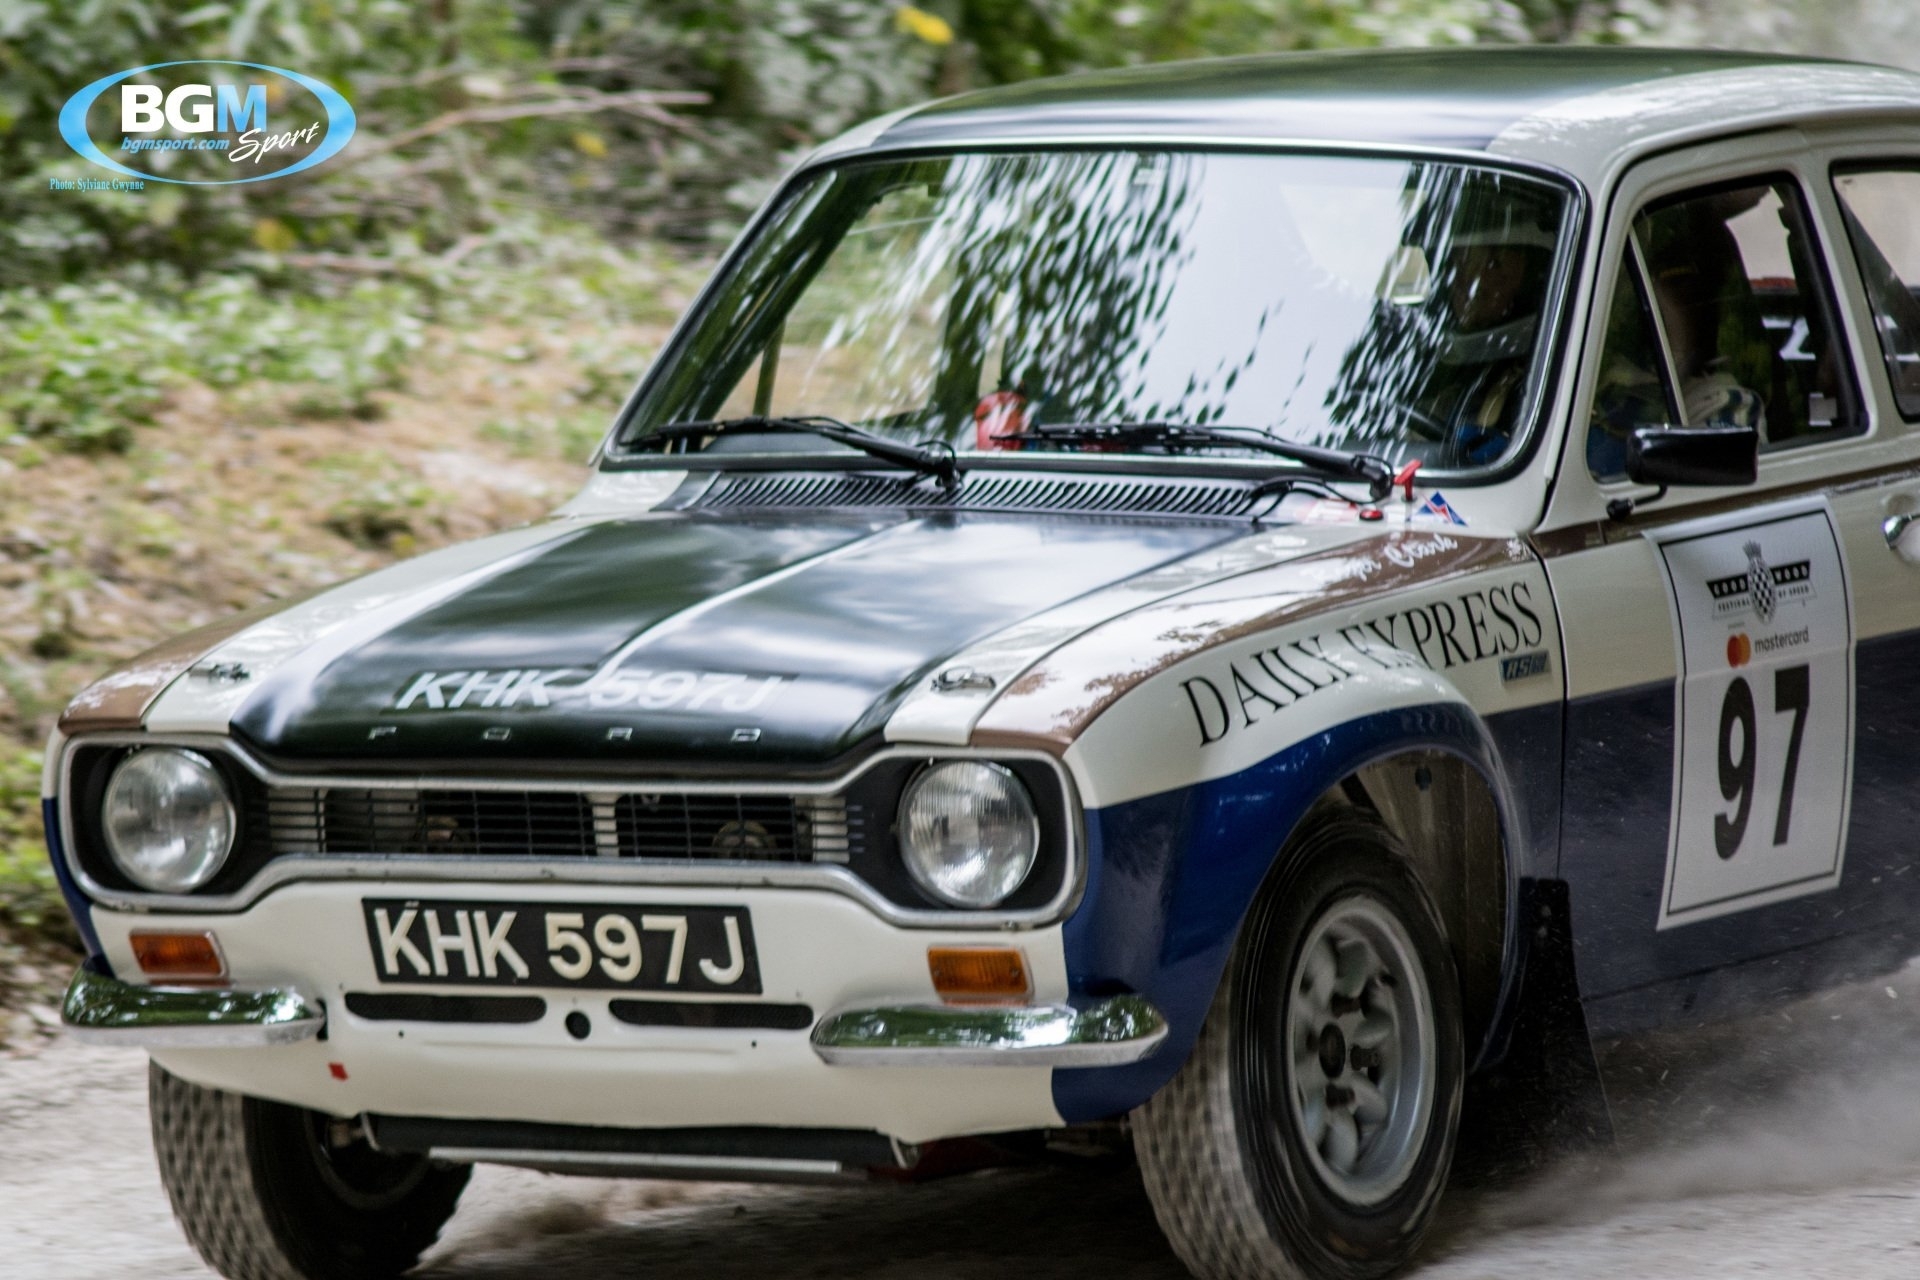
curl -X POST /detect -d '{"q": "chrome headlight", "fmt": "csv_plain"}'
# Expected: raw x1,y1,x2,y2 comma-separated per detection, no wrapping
898,761,1040,908
101,748,235,893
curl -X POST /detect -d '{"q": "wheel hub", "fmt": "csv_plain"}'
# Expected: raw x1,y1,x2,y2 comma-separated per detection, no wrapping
1317,1023,1347,1078
1283,893,1437,1207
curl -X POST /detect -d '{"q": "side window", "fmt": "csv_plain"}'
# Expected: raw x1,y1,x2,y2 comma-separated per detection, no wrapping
1586,254,1679,480
1832,167,1920,418
1634,177,1862,450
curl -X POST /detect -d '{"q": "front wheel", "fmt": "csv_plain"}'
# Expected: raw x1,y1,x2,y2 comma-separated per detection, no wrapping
1134,812,1464,1280
149,1062,471,1280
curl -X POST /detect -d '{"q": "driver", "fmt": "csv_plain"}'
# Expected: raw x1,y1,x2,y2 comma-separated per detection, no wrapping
1413,219,1557,466
1642,207,1770,433
1587,195,1770,477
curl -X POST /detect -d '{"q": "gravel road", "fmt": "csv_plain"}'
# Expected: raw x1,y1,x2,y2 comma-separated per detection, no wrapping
8,971,1920,1280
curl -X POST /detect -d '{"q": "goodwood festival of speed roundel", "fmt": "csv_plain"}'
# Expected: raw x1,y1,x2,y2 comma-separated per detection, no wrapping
58,60,356,185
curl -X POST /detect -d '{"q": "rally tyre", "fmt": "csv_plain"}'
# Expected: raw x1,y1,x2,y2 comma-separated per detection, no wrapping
148,1062,471,1280
1134,811,1464,1280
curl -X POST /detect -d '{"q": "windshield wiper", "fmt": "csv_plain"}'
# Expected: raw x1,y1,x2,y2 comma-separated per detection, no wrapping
995,421,1393,501
645,415,961,490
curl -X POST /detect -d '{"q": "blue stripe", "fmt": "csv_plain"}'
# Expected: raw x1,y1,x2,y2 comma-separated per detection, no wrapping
42,797,105,964
1051,702,1518,1123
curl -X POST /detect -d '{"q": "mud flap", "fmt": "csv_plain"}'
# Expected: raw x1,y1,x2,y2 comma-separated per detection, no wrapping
1458,879,1613,1181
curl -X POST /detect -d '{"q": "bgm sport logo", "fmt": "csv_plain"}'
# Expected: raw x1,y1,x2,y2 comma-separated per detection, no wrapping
58,61,354,186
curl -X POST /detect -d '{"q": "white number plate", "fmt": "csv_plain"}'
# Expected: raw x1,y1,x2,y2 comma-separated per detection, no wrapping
361,899,760,993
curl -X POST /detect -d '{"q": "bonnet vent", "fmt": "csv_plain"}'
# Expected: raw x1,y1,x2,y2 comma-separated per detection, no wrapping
687,472,1265,519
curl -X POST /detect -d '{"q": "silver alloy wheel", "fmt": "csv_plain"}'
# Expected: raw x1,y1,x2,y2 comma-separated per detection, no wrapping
1283,892,1437,1206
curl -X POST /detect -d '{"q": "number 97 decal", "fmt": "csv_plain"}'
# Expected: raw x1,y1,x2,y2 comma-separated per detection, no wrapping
1654,502,1853,929
1714,664,1810,859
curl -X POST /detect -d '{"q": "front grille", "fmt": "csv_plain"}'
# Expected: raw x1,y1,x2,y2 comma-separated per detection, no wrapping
254,787,857,864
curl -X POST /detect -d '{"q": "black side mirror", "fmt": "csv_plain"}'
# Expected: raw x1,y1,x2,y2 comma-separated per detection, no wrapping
1625,424,1759,488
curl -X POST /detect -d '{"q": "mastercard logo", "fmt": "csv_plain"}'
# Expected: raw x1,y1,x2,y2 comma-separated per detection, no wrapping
1727,633,1752,667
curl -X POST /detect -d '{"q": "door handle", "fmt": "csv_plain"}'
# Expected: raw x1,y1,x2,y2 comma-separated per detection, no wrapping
1886,512,1918,549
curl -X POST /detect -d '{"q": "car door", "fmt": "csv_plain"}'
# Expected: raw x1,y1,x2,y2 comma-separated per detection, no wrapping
1539,130,1920,1038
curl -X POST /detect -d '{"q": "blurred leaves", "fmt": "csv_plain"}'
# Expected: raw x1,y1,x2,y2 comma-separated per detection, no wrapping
0,272,426,449
0,747,69,944
250,216,299,253
896,6,955,44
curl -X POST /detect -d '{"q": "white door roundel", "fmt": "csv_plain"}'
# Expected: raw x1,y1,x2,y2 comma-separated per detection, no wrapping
1650,498,1854,929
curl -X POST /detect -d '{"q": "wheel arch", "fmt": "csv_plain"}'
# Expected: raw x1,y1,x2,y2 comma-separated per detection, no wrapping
1054,698,1531,1123
1345,745,1515,1064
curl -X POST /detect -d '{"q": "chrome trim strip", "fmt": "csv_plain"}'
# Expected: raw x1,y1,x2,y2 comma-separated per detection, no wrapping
810,995,1167,1067
60,964,324,1047
846,132,1560,171
57,736,1085,930
427,1148,847,1178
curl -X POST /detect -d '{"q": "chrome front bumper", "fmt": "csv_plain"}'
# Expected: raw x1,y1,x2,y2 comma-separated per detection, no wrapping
61,964,325,1047
61,962,1165,1069
810,995,1168,1067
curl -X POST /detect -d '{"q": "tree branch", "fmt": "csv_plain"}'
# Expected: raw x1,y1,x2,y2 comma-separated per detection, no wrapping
334,88,709,169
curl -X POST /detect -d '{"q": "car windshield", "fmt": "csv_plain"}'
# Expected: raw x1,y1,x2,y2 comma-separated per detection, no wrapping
616,149,1574,473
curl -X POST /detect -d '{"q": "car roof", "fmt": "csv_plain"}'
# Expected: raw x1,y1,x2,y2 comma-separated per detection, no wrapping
822,46,1920,186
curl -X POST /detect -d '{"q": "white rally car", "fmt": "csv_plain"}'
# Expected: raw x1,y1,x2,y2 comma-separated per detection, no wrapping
45,45,1920,1280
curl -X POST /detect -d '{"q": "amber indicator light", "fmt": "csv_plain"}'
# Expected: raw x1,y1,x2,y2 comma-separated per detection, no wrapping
131,931,227,983
928,946,1031,1003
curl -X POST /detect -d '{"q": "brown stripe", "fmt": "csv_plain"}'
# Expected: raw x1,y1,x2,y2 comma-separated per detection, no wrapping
1531,459,1920,559
57,587,324,735
971,530,1528,754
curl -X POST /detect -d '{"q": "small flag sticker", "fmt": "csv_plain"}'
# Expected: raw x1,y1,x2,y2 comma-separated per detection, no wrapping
1416,492,1467,525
